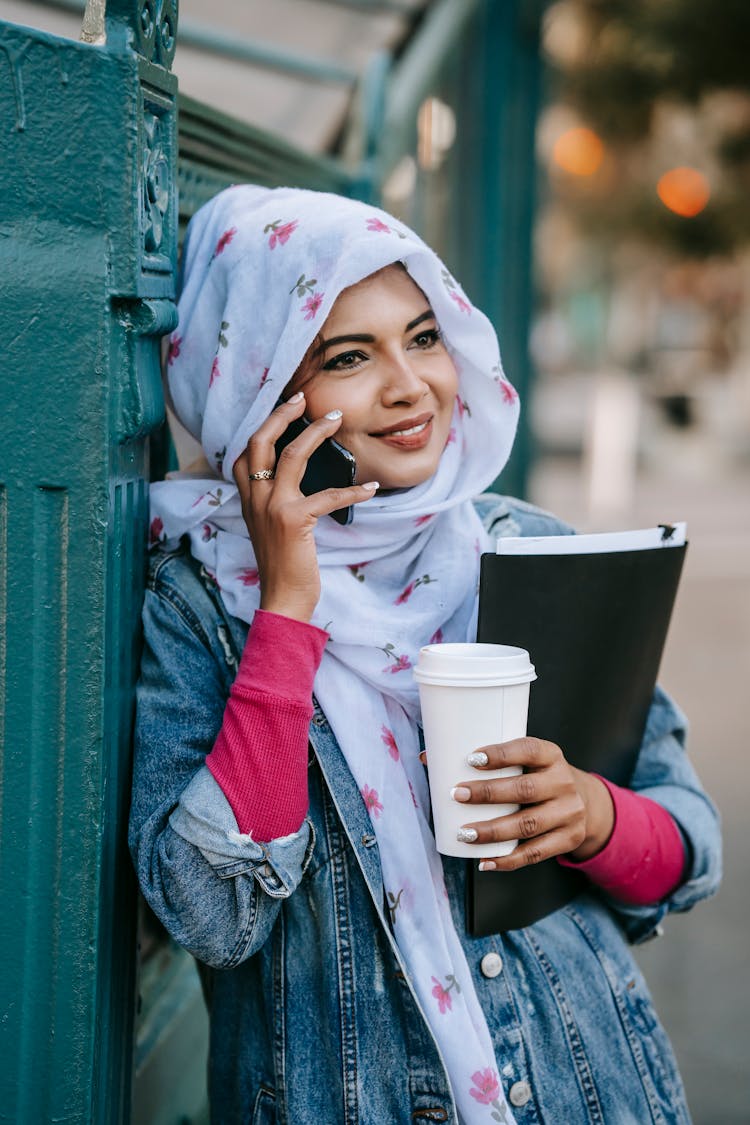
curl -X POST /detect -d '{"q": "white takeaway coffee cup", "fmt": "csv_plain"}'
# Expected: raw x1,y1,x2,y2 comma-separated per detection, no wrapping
413,643,536,858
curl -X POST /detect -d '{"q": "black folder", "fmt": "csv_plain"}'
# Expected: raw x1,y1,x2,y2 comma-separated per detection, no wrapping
467,536,687,936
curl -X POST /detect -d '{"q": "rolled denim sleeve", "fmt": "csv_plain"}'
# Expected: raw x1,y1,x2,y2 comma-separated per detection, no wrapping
170,767,314,897
602,685,722,944
129,560,314,969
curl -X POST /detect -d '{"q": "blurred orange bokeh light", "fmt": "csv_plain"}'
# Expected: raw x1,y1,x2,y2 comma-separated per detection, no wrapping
552,126,604,176
656,167,710,217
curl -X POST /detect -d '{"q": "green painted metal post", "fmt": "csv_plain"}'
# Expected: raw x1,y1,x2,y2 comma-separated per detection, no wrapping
0,2,177,1120
451,0,545,498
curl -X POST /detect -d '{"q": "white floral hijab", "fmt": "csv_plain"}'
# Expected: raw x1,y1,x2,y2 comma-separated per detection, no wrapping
152,185,519,1124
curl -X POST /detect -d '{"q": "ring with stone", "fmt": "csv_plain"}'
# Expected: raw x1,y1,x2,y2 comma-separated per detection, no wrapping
248,468,275,481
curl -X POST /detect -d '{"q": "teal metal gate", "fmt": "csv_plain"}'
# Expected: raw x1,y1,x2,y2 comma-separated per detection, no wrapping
0,3,177,1120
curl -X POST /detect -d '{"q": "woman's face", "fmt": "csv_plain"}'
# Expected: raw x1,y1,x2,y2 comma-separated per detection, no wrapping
292,265,459,490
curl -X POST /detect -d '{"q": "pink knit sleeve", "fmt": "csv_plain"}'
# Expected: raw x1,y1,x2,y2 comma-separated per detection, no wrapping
557,776,687,905
206,609,328,840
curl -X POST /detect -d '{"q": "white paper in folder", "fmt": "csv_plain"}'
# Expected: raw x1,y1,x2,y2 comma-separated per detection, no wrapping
495,523,687,555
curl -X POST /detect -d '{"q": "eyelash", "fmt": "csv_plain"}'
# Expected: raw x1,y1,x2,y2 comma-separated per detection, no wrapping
322,328,442,373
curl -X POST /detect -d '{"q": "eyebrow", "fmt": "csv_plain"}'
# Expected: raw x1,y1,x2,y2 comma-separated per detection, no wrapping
312,308,436,358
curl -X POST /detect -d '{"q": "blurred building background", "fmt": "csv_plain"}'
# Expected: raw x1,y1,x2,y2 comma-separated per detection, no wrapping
531,6,750,1122
1,1,748,1121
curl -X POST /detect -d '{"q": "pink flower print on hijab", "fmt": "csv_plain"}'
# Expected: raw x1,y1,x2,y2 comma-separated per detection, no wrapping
497,378,517,404
365,215,407,238
456,394,472,419
394,575,435,605
290,273,324,320
264,218,299,248
149,516,165,546
361,785,383,818
167,334,181,365
469,1069,501,1104
381,725,399,761
491,364,517,404
469,1069,508,1120
379,644,412,673
302,292,324,320
212,227,236,259
395,581,416,605
449,290,472,315
210,357,221,386
239,567,260,586
366,216,391,233
441,267,471,313
431,973,461,1014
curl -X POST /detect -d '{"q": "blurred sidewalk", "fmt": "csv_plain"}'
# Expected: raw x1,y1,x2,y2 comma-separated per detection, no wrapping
529,414,750,1124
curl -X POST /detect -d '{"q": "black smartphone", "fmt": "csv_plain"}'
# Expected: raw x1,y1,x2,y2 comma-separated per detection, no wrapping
274,407,356,525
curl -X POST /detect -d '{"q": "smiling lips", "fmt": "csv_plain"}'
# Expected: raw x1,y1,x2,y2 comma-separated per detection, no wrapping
370,413,434,449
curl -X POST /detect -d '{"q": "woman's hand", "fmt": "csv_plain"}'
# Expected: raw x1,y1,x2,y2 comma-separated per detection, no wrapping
233,393,378,623
451,738,615,870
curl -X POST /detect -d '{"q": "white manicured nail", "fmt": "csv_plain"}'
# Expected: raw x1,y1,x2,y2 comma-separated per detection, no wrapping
325,409,342,420
478,861,496,871
467,752,489,767
288,391,304,403
457,827,478,843
362,481,379,491
450,786,471,803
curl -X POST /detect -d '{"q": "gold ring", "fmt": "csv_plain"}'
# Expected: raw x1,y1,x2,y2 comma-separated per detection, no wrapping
248,469,275,481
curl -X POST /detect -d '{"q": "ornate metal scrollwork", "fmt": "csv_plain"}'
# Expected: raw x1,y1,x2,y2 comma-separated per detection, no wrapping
142,111,170,254
134,0,177,69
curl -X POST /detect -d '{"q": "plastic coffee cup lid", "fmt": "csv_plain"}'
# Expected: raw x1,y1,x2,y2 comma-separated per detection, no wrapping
413,642,536,687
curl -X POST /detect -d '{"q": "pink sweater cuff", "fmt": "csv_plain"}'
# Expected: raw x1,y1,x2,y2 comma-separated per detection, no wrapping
206,610,328,839
558,776,686,905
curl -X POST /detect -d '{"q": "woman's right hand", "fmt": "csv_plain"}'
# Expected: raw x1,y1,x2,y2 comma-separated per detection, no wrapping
233,393,378,623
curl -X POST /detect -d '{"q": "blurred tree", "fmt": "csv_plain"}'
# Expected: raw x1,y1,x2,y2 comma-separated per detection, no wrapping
545,0,750,254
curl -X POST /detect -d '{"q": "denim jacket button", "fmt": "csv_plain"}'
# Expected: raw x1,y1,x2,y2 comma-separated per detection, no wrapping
509,1080,531,1107
480,952,503,978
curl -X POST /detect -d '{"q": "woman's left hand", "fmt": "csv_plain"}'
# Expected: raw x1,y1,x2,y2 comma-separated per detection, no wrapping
452,738,615,870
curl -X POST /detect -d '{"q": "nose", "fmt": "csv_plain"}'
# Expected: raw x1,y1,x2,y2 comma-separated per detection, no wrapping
380,349,429,405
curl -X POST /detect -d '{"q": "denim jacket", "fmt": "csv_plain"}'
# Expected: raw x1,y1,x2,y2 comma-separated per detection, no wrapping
129,495,721,1125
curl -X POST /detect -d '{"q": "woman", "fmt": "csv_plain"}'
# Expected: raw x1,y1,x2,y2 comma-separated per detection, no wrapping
130,185,721,1124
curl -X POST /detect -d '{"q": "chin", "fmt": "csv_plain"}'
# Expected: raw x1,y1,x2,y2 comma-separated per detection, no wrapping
369,457,442,492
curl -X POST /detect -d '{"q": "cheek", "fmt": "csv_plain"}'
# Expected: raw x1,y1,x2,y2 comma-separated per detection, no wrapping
438,358,459,403
299,379,339,419
303,374,373,428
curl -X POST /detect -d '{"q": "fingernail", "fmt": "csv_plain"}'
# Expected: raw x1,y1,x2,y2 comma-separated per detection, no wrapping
467,752,488,767
288,391,304,403
450,786,471,803
419,751,427,765
457,827,478,843
362,481,379,491
325,409,342,420
478,860,496,872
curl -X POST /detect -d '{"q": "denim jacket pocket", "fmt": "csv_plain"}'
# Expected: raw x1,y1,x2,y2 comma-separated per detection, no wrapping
251,1085,277,1125
563,903,691,1123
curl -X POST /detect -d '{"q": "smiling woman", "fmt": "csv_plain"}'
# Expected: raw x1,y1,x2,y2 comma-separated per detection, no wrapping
129,184,720,1125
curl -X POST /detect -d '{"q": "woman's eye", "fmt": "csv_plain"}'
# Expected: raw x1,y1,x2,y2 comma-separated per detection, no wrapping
323,350,366,372
412,328,441,349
